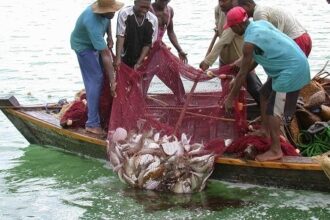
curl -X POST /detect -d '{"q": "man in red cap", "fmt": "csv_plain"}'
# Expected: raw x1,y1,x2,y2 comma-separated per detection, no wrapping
224,7,310,161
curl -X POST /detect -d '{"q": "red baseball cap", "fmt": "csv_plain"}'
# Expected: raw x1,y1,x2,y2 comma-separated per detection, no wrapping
223,6,248,29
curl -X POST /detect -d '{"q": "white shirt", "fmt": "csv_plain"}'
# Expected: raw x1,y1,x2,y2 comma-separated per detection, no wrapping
116,6,158,43
253,5,307,39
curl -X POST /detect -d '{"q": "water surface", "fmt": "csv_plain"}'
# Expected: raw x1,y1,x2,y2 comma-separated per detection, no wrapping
0,0,330,219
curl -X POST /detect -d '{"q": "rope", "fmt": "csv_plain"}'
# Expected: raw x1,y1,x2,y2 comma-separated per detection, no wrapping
298,127,330,157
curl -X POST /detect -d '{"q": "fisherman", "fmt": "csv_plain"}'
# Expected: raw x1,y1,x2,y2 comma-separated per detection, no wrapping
70,0,123,135
236,0,312,57
200,0,262,104
141,0,187,104
115,0,158,70
150,0,188,62
223,7,310,161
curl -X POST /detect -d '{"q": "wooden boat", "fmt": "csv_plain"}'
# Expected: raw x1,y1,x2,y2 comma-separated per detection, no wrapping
1,95,329,192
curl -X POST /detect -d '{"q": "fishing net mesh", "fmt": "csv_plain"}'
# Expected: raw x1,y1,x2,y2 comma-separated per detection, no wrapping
109,43,246,145
57,41,298,156
107,42,299,156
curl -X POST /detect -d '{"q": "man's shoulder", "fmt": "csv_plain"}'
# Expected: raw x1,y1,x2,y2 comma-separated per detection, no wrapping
81,6,93,20
255,4,285,16
80,6,103,27
118,5,134,17
146,11,158,24
167,5,174,13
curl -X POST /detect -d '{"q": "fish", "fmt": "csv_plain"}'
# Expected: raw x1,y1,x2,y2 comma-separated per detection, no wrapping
109,129,215,193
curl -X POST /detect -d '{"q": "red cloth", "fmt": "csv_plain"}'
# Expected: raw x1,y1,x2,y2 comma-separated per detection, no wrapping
60,101,87,128
59,72,112,129
294,33,312,57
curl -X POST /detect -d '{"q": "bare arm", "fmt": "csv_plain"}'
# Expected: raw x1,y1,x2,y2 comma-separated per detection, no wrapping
224,43,256,112
167,8,187,63
200,29,236,70
114,35,125,71
100,48,116,96
107,21,113,49
134,45,151,70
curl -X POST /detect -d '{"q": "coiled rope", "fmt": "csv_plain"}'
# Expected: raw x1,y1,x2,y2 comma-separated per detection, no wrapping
298,127,330,157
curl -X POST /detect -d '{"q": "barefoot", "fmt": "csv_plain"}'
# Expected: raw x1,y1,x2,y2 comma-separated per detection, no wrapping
85,127,106,136
255,149,283,162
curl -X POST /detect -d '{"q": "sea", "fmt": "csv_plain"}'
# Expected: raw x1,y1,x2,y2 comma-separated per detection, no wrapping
0,0,330,219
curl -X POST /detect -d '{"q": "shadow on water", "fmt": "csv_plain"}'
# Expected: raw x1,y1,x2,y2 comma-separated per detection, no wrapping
122,187,255,212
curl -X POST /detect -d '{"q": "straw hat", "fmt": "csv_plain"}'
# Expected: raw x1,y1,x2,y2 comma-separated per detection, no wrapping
92,0,124,14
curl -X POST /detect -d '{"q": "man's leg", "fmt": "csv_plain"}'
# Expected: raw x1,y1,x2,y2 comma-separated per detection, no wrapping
255,114,283,161
250,79,272,136
256,90,300,161
246,70,262,105
76,50,104,128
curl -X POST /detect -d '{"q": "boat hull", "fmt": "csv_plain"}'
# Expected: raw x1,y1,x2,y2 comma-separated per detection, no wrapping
213,161,330,192
2,109,107,159
1,97,329,192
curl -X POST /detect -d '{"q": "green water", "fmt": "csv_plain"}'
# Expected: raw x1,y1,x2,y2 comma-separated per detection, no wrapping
1,0,330,219
1,144,329,219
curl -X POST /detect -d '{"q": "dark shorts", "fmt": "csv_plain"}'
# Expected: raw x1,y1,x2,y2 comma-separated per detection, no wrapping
260,79,300,124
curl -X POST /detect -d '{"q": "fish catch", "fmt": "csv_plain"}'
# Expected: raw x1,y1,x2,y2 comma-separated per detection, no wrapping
107,128,215,193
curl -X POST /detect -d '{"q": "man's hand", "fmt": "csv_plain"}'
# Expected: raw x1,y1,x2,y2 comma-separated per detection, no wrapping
107,37,114,49
178,51,188,64
231,57,242,68
110,81,117,97
229,78,235,90
224,96,234,113
134,62,142,70
199,61,209,71
114,57,121,72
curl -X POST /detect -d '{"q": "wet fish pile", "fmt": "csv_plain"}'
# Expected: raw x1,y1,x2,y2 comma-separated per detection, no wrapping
107,128,215,193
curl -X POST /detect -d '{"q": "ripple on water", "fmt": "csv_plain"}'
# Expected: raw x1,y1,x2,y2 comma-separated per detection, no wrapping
1,0,330,219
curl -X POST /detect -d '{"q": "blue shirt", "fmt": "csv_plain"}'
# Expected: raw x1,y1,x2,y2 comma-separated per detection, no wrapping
244,20,310,92
70,6,109,52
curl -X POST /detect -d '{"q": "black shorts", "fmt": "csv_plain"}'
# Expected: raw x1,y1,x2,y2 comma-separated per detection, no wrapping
260,79,300,124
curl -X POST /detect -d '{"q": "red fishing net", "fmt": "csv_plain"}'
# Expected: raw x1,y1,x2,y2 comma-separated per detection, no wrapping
109,43,247,143
60,42,298,158
108,43,299,157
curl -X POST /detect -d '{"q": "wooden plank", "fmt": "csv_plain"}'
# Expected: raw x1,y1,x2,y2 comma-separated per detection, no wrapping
5,109,107,146
216,157,322,170
0,96,20,107
212,163,330,192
